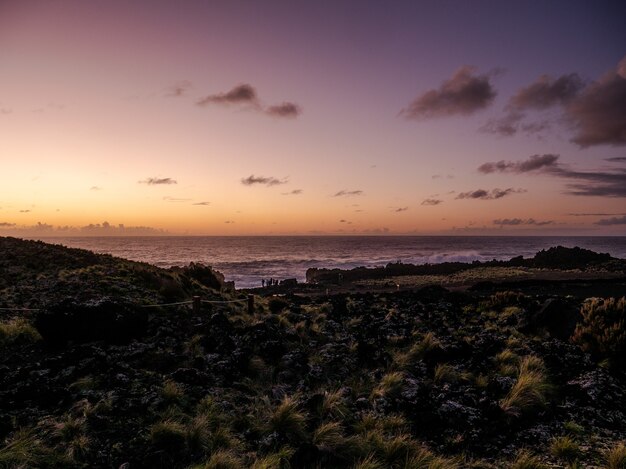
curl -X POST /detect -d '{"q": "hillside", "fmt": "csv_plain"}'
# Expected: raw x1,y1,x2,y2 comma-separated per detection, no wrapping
0,237,625,468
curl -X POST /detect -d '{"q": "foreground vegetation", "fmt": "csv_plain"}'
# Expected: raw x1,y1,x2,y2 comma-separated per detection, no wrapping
0,237,625,468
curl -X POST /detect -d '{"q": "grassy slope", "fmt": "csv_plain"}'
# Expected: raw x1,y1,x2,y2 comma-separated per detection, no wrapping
0,237,625,468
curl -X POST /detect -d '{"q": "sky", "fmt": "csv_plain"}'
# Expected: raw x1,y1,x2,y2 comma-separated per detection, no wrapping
1,0,625,236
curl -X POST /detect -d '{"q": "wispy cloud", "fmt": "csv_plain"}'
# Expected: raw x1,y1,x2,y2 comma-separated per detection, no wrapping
477,154,626,197
163,196,192,202
606,157,626,162
333,190,363,197
478,154,559,174
282,189,303,195
421,198,443,206
166,80,192,97
197,83,302,119
192,201,211,206
595,215,626,225
456,188,525,200
197,84,258,107
265,102,301,118
493,218,554,226
90,186,102,191
482,56,626,147
241,175,287,186
19,209,31,213
139,177,177,185
400,66,496,119
0,222,15,227
393,207,409,212
510,74,584,110
568,212,626,216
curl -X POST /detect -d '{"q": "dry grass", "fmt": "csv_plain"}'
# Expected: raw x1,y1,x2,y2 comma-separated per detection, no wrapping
500,356,552,417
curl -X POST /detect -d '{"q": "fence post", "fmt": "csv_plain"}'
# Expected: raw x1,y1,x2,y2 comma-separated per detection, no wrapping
247,294,254,315
192,296,201,315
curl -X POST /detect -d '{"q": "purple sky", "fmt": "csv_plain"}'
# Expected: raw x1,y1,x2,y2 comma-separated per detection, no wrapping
1,1,625,235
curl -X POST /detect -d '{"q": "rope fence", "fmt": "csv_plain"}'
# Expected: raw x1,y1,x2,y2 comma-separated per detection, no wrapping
1,295,255,315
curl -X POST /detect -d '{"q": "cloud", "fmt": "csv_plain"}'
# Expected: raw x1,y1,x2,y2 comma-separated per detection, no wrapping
19,209,31,213
456,188,525,200
509,74,584,110
0,222,15,227
139,177,177,185
224,220,235,224
265,102,301,118
477,154,626,197
166,81,192,97
478,154,560,174
400,66,496,119
163,196,192,202
606,157,626,162
333,190,363,197
197,84,258,107
282,189,303,195
339,219,352,224
90,186,102,191
568,56,626,147
192,201,211,206
1,108,12,115
0,221,166,236
595,215,626,225
493,218,554,226
197,83,301,119
421,198,443,206
568,212,626,216
394,207,409,212
241,175,287,187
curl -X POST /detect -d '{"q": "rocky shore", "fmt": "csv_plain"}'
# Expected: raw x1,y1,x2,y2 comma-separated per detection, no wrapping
1,237,625,468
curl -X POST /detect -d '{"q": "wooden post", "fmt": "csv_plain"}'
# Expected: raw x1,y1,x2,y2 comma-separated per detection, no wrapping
192,296,201,315
247,294,254,315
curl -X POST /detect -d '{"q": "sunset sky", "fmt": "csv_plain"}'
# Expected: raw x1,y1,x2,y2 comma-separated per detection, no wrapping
1,1,625,236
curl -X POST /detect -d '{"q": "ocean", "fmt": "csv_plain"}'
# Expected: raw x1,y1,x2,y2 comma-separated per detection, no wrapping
39,236,626,289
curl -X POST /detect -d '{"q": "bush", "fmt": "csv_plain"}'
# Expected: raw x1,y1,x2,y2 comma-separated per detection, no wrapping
572,297,626,369
0,318,41,348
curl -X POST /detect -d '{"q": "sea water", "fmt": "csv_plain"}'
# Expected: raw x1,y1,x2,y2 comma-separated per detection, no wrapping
39,236,626,289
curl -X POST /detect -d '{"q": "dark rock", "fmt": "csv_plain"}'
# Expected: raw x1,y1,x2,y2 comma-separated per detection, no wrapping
34,298,148,345
528,298,581,339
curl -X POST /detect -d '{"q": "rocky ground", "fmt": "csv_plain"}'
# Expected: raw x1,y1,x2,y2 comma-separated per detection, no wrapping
0,237,625,468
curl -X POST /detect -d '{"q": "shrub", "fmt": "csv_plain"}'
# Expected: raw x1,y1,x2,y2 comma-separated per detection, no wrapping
604,442,626,469
572,297,626,369
550,436,580,463
0,318,41,347
268,298,290,314
500,356,552,417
